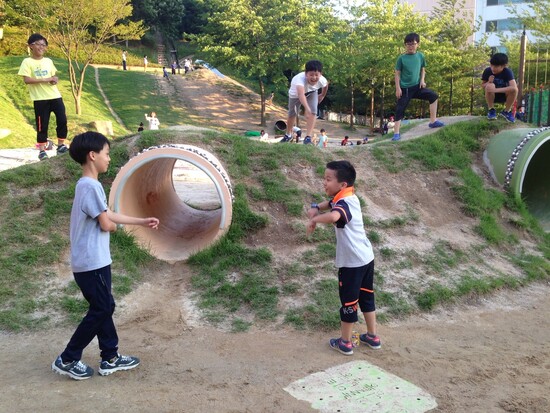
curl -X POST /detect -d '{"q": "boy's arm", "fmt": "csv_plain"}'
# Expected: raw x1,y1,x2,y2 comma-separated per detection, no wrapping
98,211,117,232
306,209,340,236
296,85,312,115
496,79,518,93
420,67,426,88
23,75,58,85
318,83,329,103
106,209,160,229
395,70,402,98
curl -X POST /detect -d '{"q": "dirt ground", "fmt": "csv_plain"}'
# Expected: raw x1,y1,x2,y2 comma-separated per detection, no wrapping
0,66,549,413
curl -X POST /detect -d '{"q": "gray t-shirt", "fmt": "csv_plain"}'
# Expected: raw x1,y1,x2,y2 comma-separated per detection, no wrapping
70,177,112,273
330,194,374,268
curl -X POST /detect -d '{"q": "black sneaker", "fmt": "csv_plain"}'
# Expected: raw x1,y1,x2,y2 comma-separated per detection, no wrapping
38,150,48,161
98,354,140,376
57,144,69,154
52,355,94,380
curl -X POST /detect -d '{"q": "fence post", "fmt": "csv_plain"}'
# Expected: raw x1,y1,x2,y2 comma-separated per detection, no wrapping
537,88,543,127
528,92,535,124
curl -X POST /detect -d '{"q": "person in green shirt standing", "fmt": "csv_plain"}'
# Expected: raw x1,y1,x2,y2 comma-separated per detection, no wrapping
392,33,444,141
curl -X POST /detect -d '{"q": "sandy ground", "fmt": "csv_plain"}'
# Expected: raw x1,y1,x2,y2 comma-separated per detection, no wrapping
1,66,549,413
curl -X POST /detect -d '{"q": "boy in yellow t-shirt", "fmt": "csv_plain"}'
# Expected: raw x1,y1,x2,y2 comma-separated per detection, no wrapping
18,33,69,160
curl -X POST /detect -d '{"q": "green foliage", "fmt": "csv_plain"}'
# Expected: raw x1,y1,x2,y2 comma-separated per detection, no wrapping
29,0,146,115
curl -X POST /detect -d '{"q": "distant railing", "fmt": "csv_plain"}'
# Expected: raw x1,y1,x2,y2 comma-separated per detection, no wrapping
524,88,549,126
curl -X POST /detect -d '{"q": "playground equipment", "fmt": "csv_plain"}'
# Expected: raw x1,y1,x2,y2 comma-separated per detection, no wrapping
109,145,233,262
485,127,550,231
274,119,287,133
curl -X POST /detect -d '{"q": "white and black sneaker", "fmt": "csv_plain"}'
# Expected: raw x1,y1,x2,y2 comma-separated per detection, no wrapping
52,355,94,380
98,354,140,376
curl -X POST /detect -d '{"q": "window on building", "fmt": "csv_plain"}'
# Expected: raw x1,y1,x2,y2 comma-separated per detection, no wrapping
487,0,527,5
486,18,522,32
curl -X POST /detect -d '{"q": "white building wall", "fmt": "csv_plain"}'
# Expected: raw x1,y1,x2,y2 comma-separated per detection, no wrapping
474,0,534,47
404,0,534,47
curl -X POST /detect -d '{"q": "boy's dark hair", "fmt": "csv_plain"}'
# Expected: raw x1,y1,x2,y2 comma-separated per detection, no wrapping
27,33,48,46
305,60,323,73
326,160,356,186
490,53,508,66
404,33,420,44
69,131,111,165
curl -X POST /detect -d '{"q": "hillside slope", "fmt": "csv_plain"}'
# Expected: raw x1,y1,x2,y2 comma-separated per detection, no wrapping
0,68,548,412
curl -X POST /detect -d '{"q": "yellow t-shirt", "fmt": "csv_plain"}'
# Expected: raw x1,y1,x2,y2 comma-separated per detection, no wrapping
18,57,62,102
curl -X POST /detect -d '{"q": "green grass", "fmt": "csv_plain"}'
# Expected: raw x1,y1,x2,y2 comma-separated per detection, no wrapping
1,48,549,331
0,144,157,331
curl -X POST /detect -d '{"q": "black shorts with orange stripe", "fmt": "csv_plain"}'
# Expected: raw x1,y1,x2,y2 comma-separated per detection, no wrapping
337,261,375,323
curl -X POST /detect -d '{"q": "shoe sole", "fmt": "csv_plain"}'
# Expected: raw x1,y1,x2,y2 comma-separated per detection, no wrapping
98,361,140,376
499,114,515,123
360,340,382,350
329,342,353,356
51,363,93,380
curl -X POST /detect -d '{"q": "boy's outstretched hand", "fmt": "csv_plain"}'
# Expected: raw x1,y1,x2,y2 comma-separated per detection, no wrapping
306,219,316,236
143,217,160,229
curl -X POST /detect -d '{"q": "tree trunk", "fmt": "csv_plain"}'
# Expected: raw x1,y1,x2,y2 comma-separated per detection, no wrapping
449,73,453,116
470,68,474,115
379,79,385,131
75,95,82,116
349,78,355,129
259,79,266,127
370,84,375,135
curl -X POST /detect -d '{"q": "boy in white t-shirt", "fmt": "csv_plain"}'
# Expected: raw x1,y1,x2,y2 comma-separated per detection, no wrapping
144,112,160,130
283,60,329,144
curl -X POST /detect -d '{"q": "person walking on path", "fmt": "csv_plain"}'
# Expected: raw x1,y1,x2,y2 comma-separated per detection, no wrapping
122,50,127,70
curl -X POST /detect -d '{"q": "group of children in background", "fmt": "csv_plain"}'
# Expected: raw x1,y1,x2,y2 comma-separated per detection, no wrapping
16,30,524,379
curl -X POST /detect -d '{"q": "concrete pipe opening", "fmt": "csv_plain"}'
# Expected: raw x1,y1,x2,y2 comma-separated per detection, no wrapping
109,144,233,262
274,119,287,133
485,127,550,231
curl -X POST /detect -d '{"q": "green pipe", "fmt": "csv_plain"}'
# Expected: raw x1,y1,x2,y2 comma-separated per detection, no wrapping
485,127,550,231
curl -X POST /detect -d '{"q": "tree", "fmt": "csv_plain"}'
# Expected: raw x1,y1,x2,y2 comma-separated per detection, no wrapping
192,0,330,126
508,0,550,44
131,0,186,40
34,0,145,115
428,0,488,115
329,0,427,130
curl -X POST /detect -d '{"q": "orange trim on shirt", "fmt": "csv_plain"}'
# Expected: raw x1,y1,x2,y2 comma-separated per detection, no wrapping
332,186,354,205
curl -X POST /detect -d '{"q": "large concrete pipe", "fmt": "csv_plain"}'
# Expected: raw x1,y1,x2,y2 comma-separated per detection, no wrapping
109,144,233,262
485,127,550,231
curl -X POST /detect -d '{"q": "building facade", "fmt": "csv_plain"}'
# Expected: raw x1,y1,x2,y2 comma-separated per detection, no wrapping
405,0,534,48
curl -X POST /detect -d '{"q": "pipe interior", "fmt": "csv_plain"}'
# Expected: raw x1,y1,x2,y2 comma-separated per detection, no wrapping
116,157,224,261
521,139,550,231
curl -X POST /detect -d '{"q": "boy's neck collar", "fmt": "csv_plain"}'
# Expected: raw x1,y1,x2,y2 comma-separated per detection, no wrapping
332,186,354,204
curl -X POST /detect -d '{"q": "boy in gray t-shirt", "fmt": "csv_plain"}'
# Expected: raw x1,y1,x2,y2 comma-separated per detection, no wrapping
51,132,159,380
307,160,381,356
